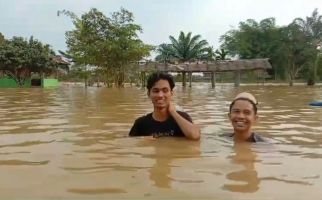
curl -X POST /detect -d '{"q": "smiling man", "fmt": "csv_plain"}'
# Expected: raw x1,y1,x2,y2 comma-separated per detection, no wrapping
226,92,266,142
129,72,200,140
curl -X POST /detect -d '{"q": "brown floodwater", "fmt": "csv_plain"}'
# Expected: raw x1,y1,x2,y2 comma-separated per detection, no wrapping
0,83,322,200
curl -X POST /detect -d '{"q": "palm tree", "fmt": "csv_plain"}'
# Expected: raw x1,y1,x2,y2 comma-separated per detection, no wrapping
155,31,209,63
293,8,322,85
293,9,322,43
215,48,229,60
204,46,216,61
155,43,174,63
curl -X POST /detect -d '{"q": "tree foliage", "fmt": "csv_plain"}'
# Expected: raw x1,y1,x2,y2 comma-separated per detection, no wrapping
0,36,57,86
215,48,229,60
155,43,174,63
220,10,322,85
292,8,322,84
155,31,210,63
59,8,153,87
0,32,5,45
278,24,316,85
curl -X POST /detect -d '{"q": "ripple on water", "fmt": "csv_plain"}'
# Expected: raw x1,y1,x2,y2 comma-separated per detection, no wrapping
67,187,127,194
0,126,20,131
4,118,68,125
290,136,316,143
270,124,309,129
0,159,49,166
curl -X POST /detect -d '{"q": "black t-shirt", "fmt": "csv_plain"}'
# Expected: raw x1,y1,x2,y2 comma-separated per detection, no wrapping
129,111,192,137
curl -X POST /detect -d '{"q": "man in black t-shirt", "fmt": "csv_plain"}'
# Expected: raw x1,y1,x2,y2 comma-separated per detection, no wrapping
129,72,200,140
129,110,193,138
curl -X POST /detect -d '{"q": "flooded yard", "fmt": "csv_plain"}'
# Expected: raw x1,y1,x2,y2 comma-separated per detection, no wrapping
0,83,322,199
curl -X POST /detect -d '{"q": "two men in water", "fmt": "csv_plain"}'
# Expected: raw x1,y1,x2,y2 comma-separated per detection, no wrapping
129,72,266,142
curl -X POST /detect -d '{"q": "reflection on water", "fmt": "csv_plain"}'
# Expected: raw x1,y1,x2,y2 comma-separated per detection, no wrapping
68,187,127,194
0,84,322,199
223,143,260,193
0,159,49,166
139,138,201,189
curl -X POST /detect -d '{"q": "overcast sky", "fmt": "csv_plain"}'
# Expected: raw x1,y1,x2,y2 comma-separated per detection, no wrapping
1,0,322,56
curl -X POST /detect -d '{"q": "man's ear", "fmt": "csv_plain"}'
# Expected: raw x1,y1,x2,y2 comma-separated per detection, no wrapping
228,113,231,121
254,114,259,122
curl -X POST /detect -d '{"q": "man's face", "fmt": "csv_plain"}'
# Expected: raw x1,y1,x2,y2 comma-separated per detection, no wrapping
228,99,258,133
148,79,173,110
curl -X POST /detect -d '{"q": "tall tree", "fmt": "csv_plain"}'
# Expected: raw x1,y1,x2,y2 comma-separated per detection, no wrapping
316,47,322,80
292,8,322,85
221,18,286,80
59,8,153,87
277,24,316,86
0,36,57,86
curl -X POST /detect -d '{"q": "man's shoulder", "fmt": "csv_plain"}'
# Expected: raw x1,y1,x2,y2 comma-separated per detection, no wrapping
253,133,276,143
129,113,153,137
220,132,270,143
135,113,153,123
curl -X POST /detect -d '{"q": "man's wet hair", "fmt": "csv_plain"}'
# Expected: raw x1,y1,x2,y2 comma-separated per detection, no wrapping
229,97,258,114
147,72,175,94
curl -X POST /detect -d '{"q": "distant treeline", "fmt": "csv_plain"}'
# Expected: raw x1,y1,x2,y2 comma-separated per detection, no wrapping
1,8,322,87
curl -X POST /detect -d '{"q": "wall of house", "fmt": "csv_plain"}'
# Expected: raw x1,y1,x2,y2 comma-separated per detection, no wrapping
0,78,59,88
0,78,31,88
42,78,60,87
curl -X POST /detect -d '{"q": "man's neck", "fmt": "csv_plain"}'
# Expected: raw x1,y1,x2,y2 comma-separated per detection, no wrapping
233,130,253,142
152,108,169,122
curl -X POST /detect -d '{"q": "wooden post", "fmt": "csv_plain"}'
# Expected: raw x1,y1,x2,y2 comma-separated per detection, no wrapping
182,72,186,87
141,72,146,87
256,70,265,85
188,72,192,87
262,70,266,85
234,71,241,87
211,72,216,88
56,66,59,79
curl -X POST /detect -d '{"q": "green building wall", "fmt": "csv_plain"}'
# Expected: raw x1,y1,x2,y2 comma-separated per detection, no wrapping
0,78,59,88
0,78,31,88
41,78,60,87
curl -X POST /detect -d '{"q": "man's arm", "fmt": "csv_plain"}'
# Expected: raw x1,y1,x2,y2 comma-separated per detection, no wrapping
168,102,201,140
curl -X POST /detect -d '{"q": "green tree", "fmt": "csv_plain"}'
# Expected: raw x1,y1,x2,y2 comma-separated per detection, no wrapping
59,8,152,87
215,48,229,60
155,43,175,63
292,8,322,85
220,11,322,85
316,48,322,80
0,36,57,86
220,18,288,80
276,24,316,85
0,32,5,45
155,31,209,63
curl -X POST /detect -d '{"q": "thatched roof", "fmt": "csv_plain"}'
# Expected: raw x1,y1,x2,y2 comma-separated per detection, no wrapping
139,58,272,72
51,55,70,65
